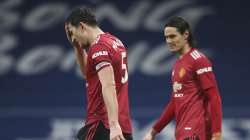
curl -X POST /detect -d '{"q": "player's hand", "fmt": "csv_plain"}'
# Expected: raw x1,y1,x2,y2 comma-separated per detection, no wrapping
211,132,222,140
64,24,74,44
64,24,81,48
110,123,125,140
143,128,157,140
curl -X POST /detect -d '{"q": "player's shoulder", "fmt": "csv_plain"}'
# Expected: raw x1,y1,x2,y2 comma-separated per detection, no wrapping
188,48,202,60
88,33,115,60
89,35,110,53
188,48,212,69
189,48,210,61
92,33,116,49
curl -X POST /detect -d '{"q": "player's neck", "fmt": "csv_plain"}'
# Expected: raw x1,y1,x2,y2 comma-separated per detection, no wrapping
89,27,104,45
177,44,191,59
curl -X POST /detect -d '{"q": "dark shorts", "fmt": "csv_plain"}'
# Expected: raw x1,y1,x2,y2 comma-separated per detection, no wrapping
76,121,133,140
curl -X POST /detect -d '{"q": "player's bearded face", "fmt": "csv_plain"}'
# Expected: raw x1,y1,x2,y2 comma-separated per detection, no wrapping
65,23,90,49
164,27,186,53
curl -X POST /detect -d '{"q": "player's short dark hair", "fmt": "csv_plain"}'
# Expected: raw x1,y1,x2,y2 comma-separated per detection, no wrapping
165,16,196,47
65,6,98,27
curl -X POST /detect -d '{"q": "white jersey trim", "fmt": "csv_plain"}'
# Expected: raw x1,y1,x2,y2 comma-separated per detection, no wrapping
184,127,192,130
96,61,111,71
91,33,103,46
190,50,201,60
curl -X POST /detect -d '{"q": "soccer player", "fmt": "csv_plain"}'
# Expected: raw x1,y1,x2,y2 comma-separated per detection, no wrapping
143,17,222,140
64,7,132,140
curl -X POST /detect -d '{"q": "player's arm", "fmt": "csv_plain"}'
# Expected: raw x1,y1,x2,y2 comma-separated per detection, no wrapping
144,97,175,140
195,58,222,140
98,65,125,140
73,46,87,78
205,86,222,140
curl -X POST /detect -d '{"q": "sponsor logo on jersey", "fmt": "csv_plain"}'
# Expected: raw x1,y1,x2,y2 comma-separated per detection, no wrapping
179,68,186,78
196,67,212,74
174,93,184,98
92,51,108,59
173,81,182,92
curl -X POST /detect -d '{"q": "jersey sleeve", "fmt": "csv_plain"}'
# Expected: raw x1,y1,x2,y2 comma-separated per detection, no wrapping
194,56,217,90
90,43,112,72
194,56,222,133
152,93,175,133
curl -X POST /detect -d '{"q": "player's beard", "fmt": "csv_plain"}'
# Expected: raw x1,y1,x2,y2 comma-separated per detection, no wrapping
168,44,179,52
80,41,91,49
168,43,184,53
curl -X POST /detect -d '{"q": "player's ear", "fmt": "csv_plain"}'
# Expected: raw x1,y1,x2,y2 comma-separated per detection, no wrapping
183,30,189,40
79,22,87,31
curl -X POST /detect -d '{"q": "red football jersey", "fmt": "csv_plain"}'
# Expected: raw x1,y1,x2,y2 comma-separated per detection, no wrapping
171,48,218,140
85,32,132,134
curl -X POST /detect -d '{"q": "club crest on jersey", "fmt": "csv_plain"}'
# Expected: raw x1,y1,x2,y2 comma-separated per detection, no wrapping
173,82,182,92
179,68,186,78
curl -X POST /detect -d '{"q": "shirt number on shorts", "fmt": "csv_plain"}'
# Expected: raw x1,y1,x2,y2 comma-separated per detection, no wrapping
121,52,128,84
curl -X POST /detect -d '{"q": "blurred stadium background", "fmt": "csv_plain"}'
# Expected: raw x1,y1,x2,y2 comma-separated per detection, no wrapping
1,0,250,140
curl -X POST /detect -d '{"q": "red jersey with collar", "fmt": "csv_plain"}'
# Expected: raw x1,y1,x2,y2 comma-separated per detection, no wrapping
153,47,222,140
171,48,219,140
85,32,132,134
